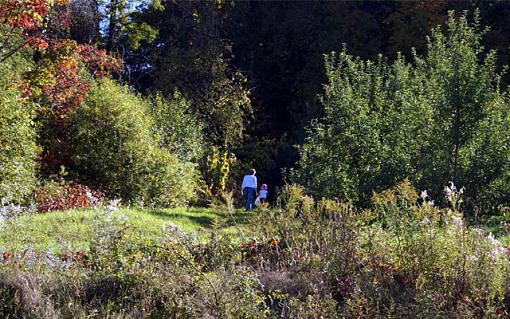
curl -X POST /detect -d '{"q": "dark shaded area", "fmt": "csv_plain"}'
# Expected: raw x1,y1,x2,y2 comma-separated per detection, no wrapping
222,1,510,192
69,0,510,196
146,208,254,228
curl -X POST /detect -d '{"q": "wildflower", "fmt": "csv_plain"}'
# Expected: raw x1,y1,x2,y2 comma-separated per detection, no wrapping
451,215,464,228
163,221,185,234
486,232,508,258
444,182,465,210
106,199,121,213
467,255,479,262
473,227,485,237
444,182,453,199
420,190,428,200
116,214,128,223
499,245,509,255
487,232,498,245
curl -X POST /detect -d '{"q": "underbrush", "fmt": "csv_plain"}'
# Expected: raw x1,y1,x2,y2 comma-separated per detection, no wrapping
1,181,510,318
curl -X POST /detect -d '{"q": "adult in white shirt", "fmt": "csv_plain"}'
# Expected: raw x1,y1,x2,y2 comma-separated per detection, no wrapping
241,169,257,210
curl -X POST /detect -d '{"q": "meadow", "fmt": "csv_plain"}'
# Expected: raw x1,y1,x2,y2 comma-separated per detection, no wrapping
0,207,254,253
2,183,510,318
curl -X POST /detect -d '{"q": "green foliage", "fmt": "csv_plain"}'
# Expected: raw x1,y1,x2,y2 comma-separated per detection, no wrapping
251,181,510,318
70,79,198,207
292,12,510,213
345,181,510,318
0,207,269,318
2,182,510,317
127,1,251,148
204,146,235,196
148,92,204,162
0,55,39,203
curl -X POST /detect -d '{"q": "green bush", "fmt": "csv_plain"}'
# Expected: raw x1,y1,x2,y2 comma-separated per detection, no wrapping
291,12,510,213
0,57,39,203
70,79,198,207
148,92,204,162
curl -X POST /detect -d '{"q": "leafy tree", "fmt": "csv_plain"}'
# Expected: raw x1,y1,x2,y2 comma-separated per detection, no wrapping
291,51,430,204
28,39,121,176
125,0,250,148
0,54,39,202
148,92,204,162
414,12,504,208
292,12,510,213
70,79,198,207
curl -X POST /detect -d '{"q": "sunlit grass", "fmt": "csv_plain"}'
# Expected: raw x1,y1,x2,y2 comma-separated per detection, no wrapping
0,207,254,252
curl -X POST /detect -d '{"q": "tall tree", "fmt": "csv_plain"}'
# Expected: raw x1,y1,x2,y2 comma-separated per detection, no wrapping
127,0,250,149
292,12,509,213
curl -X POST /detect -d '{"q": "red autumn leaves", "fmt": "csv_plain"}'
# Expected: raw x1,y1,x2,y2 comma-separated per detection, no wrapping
1,0,122,114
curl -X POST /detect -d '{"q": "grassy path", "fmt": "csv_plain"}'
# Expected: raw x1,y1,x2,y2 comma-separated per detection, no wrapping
0,207,254,252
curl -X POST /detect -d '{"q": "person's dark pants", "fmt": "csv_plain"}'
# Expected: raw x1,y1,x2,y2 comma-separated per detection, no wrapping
244,187,255,210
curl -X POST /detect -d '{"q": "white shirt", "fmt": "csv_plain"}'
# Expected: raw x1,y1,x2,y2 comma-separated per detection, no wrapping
242,175,257,189
259,189,268,199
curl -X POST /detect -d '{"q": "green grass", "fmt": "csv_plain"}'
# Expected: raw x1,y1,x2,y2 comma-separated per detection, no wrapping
0,207,255,252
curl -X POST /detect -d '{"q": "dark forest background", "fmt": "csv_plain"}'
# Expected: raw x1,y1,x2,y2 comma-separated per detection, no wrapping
78,0,510,194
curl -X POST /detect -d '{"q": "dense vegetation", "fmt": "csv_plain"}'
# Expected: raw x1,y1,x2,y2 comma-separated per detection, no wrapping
291,13,510,214
2,183,510,318
2,1,510,318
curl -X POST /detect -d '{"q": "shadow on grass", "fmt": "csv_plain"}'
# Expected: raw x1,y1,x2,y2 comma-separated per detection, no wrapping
145,207,256,229
145,209,216,228
224,210,254,226
187,216,215,227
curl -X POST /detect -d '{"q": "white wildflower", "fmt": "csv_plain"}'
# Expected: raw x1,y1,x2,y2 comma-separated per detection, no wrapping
106,199,121,213
451,215,464,228
487,232,498,246
116,214,129,223
162,222,181,233
444,182,465,210
485,232,509,258
467,255,479,262
473,227,485,237
498,246,509,255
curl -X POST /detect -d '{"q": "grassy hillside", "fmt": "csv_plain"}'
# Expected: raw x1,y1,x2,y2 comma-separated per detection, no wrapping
0,207,253,252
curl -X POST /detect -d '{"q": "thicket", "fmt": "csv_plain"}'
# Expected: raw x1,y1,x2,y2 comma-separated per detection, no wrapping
292,12,510,215
0,54,39,203
148,92,204,163
69,79,198,207
2,181,510,318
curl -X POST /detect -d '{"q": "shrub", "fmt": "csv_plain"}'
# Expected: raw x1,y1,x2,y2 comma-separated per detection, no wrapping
0,56,39,203
2,181,510,318
0,209,271,318
341,181,510,318
148,92,204,162
203,146,235,197
70,79,198,207
291,12,510,213
34,180,104,213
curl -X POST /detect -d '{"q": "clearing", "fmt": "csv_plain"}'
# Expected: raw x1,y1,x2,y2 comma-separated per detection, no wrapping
0,207,254,252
